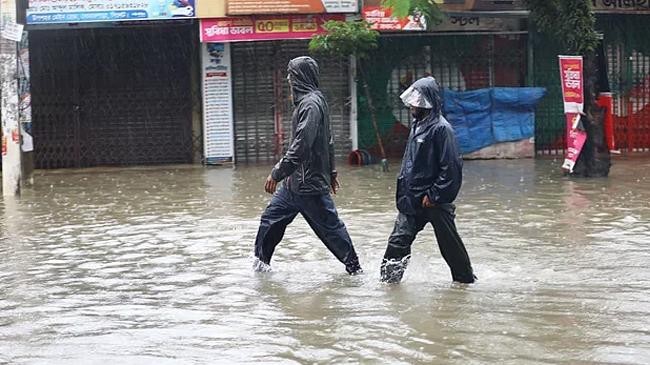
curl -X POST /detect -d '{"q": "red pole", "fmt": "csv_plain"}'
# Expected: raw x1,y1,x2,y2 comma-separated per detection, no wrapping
598,92,616,151
627,98,634,153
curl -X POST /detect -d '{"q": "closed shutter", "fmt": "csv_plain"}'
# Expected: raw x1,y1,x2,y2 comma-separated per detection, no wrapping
319,48,353,159
30,24,195,168
231,40,350,164
231,42,276,164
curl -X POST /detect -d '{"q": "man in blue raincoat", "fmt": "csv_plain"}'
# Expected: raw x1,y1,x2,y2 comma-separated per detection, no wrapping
253,56,362,275
380,76,476,284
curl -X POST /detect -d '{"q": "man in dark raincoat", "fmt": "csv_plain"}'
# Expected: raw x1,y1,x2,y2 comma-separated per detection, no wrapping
380,76,476,284
253,56,362,275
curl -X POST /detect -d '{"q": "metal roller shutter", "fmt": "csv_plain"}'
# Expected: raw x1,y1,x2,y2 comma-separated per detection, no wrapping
231,40,350,164
30,23,196,169
231,42,276,164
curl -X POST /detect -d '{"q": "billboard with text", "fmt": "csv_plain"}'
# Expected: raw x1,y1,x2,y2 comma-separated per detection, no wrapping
26,0,196,24
226,0,357,15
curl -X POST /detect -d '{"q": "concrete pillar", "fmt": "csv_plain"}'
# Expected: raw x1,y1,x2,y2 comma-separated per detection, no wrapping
1,0,22,196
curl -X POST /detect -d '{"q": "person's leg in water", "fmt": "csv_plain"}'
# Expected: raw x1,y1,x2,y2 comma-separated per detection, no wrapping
253,186,299,271
427,203,476,283
299,193,362,275
380,213,427,283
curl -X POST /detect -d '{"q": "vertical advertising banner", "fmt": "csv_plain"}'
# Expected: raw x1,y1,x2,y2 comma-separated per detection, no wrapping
202,43,234,164
559,55,587,173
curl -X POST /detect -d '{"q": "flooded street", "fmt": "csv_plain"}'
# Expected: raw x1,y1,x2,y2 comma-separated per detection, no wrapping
1,158,650,364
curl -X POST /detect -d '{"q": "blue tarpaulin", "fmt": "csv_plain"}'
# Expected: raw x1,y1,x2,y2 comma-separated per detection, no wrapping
443,87,546,154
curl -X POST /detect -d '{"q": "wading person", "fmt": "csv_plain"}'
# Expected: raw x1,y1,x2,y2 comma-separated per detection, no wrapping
253,56,362,275
380,76,476,284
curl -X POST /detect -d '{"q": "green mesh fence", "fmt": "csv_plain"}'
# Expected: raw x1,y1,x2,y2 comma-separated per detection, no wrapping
531,32,565,155
357,34,527,153
356,37,428,152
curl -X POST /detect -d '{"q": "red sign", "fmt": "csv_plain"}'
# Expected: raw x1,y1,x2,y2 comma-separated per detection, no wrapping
559,55,586,173
200,15,343,43
559,56,584,108
362,6,427,31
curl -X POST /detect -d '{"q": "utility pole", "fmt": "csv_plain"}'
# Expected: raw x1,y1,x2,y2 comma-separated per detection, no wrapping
1,0,22,196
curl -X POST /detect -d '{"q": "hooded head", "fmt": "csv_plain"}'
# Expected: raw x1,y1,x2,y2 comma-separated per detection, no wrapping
399,76,442,121
287,56,320,103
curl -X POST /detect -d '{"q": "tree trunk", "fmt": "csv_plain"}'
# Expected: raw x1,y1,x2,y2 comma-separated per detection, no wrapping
571,50,611,178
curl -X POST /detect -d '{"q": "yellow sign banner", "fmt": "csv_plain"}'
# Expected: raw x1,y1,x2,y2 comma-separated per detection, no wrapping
291,18,318,32
255,19,290,33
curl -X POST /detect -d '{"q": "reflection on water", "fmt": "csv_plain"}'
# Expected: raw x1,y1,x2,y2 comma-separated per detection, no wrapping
1,158,650,364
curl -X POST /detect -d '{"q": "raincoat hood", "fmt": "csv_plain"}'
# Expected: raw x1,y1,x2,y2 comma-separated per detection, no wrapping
288,56,320,104
402,76,442,115
271,56,335,195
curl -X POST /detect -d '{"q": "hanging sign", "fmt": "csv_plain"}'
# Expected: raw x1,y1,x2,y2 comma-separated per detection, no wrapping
559,55,587,173
1,21,23,41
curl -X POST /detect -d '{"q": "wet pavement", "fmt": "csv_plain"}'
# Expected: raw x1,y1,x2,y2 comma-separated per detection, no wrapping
1,158,649,364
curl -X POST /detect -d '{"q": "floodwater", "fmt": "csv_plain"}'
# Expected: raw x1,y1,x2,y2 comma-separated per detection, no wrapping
1,158,649,364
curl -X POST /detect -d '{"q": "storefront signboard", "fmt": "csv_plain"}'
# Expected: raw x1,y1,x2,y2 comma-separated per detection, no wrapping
26,0,196,24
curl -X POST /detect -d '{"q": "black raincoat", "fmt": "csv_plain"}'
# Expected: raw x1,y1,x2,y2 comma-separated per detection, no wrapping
254,57,361,275
270,57,335,195
396,77,463,215
381,76,475,284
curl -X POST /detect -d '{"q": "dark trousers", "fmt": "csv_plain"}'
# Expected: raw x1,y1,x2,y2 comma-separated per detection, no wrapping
254,186,360,272
381,204,475,283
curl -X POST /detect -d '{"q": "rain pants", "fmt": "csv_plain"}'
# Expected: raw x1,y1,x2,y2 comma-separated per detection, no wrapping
381,77,475,283
255,56,361,274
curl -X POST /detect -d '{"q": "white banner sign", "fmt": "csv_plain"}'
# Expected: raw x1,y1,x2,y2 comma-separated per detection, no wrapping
1,21,23,42
202,42,234,165
26,0,196,24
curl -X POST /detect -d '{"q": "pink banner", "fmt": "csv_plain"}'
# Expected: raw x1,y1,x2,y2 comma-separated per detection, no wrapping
563,113,588,172
559,55,586,173
200,15,343,43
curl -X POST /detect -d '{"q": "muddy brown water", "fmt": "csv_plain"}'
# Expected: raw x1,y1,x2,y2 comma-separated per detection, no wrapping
1,158,649,364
